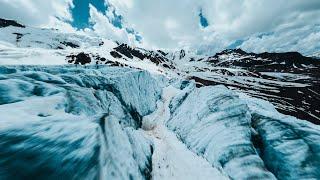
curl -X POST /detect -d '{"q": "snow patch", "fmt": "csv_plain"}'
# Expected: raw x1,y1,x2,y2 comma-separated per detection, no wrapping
142,86,229,180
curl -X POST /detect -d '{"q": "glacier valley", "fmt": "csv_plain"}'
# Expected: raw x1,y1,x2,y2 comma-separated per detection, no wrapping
0,18,319,180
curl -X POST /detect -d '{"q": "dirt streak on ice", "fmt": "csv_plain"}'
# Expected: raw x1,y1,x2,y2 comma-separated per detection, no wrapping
142,86,229,180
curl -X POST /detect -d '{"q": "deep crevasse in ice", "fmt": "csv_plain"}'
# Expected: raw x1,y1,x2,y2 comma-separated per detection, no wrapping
167,84,320,179
0,65,319,179
241,93,320,179
142,86,229,180
167,85,277,179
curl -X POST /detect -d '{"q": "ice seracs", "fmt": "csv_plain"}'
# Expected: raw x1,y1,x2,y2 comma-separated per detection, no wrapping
0,66,159,179
0,65,319,180
167,85,276,179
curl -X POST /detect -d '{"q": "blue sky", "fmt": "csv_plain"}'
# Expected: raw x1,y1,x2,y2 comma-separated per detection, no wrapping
71,0,107,29
71,0,141,41
71,0,123,30
70,0,211,45
69,0,320,54
71,0,208,32
199,9,209,28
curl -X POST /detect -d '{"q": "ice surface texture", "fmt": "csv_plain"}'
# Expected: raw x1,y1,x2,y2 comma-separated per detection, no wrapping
0,66,160,180
0,65,319,179
167,84,320,179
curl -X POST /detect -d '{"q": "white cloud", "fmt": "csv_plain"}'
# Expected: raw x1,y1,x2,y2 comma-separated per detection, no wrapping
86,4,136,45
0,0,319,54
0,0,73,27
107,0,320,54
240,25,320,55
108,0,203,49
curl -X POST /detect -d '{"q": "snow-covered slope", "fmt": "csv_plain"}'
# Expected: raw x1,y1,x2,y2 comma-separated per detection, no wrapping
69,44,319,124
311,52,320,59
0,18,320,179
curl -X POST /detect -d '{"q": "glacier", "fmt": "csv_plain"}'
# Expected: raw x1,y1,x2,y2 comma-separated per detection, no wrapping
0,66,159,179
0,18,320,180
0,65,319,179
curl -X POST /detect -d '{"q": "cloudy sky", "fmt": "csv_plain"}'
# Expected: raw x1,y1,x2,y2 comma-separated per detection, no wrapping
0,0,319,55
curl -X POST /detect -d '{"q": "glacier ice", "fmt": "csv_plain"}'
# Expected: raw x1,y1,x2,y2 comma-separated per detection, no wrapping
252,113,320,179
0,65,319,180
0,66,159,179
167,85,276,179
142,86,229,180
166,84,320,179
0,117,102,179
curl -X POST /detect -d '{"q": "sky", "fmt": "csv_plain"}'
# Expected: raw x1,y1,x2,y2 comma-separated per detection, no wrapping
71,0,106,29
0,0,319,55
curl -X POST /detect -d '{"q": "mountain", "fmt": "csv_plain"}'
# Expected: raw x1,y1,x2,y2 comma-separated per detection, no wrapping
0,18,320,180
0,18,25,28
65,44,320,125
310,51,320,59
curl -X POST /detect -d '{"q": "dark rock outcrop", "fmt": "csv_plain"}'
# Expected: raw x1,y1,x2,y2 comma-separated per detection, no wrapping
0,18,25,28
198,49,320,124
66,52,91,65
60,41,80,48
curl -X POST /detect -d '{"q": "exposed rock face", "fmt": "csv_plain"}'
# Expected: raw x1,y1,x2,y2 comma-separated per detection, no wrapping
110,50,123,58
66,52,91,65
199,49,320,124
0,18,25,28
107,44,176,69
76,41,319,124
60,41,80,48
12,32,24,43
79,44,320,124
208,49,320,71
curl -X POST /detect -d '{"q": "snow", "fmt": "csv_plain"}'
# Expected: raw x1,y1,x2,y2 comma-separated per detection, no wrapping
0,93,75,124
0,47,67,65
142,86,228,180
0,26,102,49
150,128,228,180
260,72,311,81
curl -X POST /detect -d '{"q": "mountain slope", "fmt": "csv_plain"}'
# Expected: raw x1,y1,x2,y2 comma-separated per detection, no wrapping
72,42,320,124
